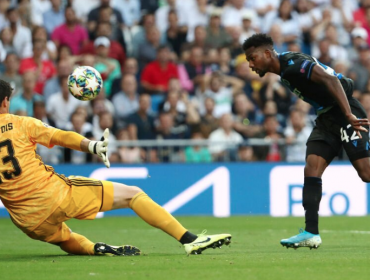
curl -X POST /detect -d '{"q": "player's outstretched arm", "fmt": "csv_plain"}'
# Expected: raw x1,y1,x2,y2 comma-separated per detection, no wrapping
310,65,370,137
50,128,110,168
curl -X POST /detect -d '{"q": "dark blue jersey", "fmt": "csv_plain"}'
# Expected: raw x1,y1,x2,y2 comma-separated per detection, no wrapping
278,52,353,114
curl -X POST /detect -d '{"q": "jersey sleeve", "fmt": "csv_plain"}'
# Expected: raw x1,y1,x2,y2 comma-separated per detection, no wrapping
284,58,317,80
23,117,59,148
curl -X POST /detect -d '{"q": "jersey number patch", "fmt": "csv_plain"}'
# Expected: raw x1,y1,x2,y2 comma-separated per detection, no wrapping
0,139,22,183
340,126,360,143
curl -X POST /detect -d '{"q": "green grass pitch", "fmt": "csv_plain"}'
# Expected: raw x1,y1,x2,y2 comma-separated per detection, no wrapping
1,216,370,280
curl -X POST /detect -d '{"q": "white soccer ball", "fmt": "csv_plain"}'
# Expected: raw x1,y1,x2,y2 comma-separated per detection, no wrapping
68,66,103,101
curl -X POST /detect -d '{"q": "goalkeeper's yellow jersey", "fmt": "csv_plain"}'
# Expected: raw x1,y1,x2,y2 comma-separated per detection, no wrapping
0,114,70,231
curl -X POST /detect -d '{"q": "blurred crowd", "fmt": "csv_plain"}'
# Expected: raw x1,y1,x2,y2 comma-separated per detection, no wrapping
1,0,370,164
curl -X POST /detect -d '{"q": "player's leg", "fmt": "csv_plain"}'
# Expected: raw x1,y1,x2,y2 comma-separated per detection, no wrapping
352,158,370,182
110,182,232,255
281,140,337,249
343,98,370,181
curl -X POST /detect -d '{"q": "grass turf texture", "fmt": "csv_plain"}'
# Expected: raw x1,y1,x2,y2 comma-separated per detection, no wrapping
1,216,370,280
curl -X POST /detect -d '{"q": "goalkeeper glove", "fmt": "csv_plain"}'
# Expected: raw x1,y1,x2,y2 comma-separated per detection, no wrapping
88,128,110,168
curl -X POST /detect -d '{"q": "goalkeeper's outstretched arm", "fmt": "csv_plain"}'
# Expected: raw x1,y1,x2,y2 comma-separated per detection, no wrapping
50,128,110,168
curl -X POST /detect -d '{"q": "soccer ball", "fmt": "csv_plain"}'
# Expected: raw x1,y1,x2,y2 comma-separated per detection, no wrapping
68,66,103,101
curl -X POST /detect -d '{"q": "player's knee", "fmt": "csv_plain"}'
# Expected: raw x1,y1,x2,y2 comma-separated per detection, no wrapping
128,185,143,197
304,165,321,177
358,171,370,183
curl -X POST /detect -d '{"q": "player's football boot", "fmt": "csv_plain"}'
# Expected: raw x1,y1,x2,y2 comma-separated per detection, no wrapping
184,230,232,255
94,242,141,256
280,229,322,250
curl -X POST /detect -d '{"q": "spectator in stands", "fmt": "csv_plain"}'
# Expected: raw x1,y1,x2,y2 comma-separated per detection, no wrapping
253,115,283,162
32,26,57,62
209,113,243,161
0,52,22,95
178,46,210,95
199,97,218,138
360,93,370,118
165,10,188,58
30,0,51,26
9,71,38,116
5,7,32,58
17,0,32,28
234,57,255,100
197,71,245,118
182,25,211,55
140,0,158,13
184,131,212,163
116,128,141,163
137,26,162,69
131,12,156,57
0,27,15,54
93,36,121,98
259,73,292,120
316,37,333,67
127,93,156,140
155,111,185,162
239,10,257,44
112,74,139,119
63,111,94,164
222,0,259,32
87,0,124,40
19,39,56,95
46,76,86,129
52,5,88,55
348,43,370,93
284,108,312,162
34,98,55,127
237,144,254,162
89,89,115,133
141,44,179,94
156,111,188,140
233,93,260,138
199,97,218,139
247,0,279,18
0,0,11,31
205,8,230,49
42,0,65,36
263,0,301,43
348,27,369,62
110,57,140,96
160,90,190,137
323,23,348,60
72,0,100,24
112,0,140,27
33,98,62,164
269,24,288,53
214,47,234,75
42,58,72,101
79,21,126,68
185,0,209,42
94,6,125,47
224,26,244,59
156,0,186,34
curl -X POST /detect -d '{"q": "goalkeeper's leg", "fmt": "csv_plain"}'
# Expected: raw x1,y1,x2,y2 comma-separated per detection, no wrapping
111,183,232,254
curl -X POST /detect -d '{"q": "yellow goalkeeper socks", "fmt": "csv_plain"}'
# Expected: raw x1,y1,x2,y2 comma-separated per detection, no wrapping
130,192,187,241
59,232,95,255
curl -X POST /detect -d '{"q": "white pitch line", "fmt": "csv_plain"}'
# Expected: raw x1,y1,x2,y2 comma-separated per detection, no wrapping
321,230,370,235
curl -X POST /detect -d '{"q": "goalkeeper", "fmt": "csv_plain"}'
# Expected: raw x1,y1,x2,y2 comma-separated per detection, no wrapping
0,79,231,256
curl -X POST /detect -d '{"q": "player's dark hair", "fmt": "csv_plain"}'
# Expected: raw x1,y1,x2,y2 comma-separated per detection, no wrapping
242,33,274,52
0,79,13,104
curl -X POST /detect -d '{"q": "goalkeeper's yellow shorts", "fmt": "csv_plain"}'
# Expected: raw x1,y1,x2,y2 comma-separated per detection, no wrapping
25,177,114,244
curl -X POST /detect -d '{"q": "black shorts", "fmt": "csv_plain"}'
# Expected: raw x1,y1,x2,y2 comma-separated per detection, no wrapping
306,98,370,163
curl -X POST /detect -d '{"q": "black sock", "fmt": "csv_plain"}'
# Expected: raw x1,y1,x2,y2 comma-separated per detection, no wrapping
179,231,197,244
303,177,322,235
